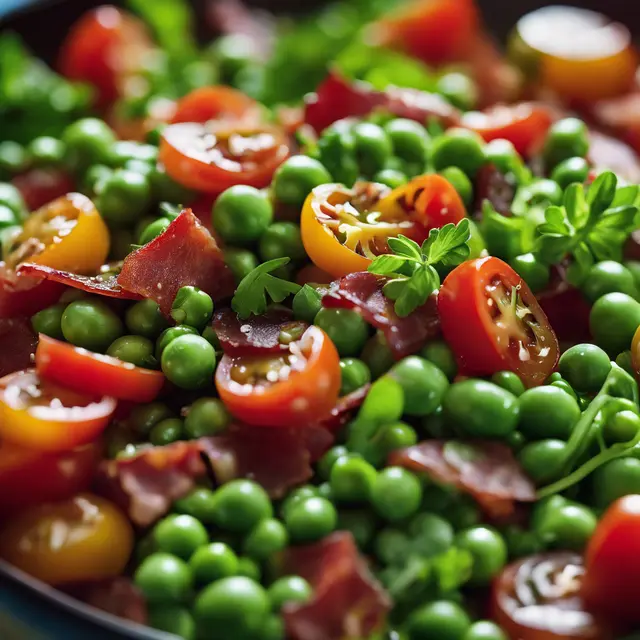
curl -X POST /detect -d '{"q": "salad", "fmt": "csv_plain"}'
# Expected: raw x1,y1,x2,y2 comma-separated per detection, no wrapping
1,0,640,638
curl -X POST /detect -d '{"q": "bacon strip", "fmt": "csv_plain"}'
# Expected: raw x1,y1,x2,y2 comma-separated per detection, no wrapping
0,317,38,378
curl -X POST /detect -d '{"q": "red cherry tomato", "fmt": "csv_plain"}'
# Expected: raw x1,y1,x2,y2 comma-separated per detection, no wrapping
216,326,341,428
12,169,75,212
35,335,165,403
583,495,640,625
171,86,262,125
159,122,290,193
0,264,64,319
492,551,615,640
438,256,559,387
461,103,554,156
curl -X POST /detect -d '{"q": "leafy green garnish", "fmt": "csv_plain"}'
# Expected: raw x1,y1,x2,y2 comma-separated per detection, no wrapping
368,220,471,317
231,258,301,319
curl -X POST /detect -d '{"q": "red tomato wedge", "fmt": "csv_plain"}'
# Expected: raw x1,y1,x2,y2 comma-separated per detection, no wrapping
438,257,559,387
0,369,116,451
36,335,165,403
171,86,262,124
215,326,341,428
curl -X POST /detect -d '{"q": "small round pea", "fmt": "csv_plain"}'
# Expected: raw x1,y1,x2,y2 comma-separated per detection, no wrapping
31,304,65,340
616,350,635,377
383,118,430,166
134,552,193,604
170,286,214,330
148,605,195,639
212,185,273,244
236,556,261,581
225,248,259,283
155,325,199,360
361,332,395,379
161,334,216,389
440,166,473,207
259,222,305,262
590,292,640,355
129,402,173,436
148,163,194,204
189,542,239,585
174,488,217,524
352,122,393,177
107,335,156,368
603,410,640,445
193,577,270,640
292,284,323,323
390,356,449,416
184,397,231,438
314,308,369,357
329,456,378,503
125,299,168,339
516,179,563,208
463,621,508,640
533,500,597,550
243,518,288,561
212,479,273,534
409,512,455,557
456,526,507,585
95,169,151,227
407,600,471,640
491,371,526,397
582,261,638,304
317,446,351,481
518,439,567,485
61,299,124,351
272,156,332,207
592,457,640,509
149,418,185,446
558,343,612,393
337,509,377,549
373,168,407,189
28,136,65,167
268,577,313,615
139,217,170,245
443,379,520,438
284,496,337,544
376,422,418,458
509,253,550,293
0,141,28,177
543,117,590,169
551,156,589,189
502,525,543,559
339,358,371,396
371,467,422,522
483,139,523,177
62,118,116,172
518,386,580,440
420,340,457,381
0,183,26,219
374,528,411,565
154,514,209,560
431,128,485,178
436,72,477,110
280,485,319,518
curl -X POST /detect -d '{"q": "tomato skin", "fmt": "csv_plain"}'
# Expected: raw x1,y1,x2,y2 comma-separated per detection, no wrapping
171,86,262,124
36,335,165,403
12,169,75,212
0,264,64,319
0,493,133,585
215,326,341,428
438,257,559,387
583,495,640,625
0,369,116,451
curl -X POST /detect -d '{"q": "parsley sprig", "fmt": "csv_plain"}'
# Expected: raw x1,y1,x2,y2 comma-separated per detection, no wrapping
367,219,471,317
231,258,301,319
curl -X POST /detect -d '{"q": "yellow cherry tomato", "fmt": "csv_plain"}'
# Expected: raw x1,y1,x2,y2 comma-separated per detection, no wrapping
6,193,110,274
0,493,134,585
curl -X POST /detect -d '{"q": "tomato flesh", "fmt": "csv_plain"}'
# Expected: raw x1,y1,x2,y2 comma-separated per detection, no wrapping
171,86,262,124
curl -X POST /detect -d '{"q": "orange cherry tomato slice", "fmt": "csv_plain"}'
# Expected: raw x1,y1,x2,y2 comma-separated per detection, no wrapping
215,326,341,428
36,335,164,403
438,256,559,387
171,86,263,124
159,122,290,193
0,493,133,585
0,369,116,451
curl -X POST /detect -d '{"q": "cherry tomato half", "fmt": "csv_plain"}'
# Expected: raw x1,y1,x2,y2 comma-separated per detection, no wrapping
216,325,341,428
0,369,116,451
0,493,133,586
171,86,262,125
438,256,559,387
583,494,640,625
159,121,290,193
492,551,614,640
36,335,165,403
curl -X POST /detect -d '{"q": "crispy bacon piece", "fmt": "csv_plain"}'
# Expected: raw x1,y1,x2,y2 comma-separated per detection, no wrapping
282,532,391,640
304,70,460,134
319,384,370,434
12,169,75,212
473,164,516,218
0,263,65,318
213,307,308,356
0,317,38,378
390,440,536,518
117,209,234,314
322,272,440,359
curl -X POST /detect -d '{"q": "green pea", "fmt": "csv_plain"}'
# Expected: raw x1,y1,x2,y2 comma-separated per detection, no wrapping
95,169,152,228
407,600,471,640
518,439,567,485
0,183,26,220
149,418,185,446
212,185,273,244
337,509,377,549
389,356,449,416
616,350,635,377
532,497,597,550
128,402,173,436
259,222,305,262
170,286,214,330
134,552,193,604
225,247,259,283
408,512,455,558
375,422,418,458
558,343,612,393
139,217,170,245
189,542,239,586
352,122,393,177
431,128,485,178
582,261,638,304
339,358,371,396
31,304,65,340
361,332,395,379
314,308,369,357
61,299,123,351
517,386,580,440
268,576,313,611
284,496,337,543
514,179,563,210
436,72,477,110
212,480,272,534
384,118,430,166
0,141,28,177
543,117,590,169
156,325,199,360
371,466,422,522
184,397,231,438
193,577,270,640
174,488,217,524
551,156,589,189
603,409,640,445
125,299,169,340
237,556,262,581
243,518,288,561
292,284,323,323
509,253,550,293
463,621,508,640
316,446,350,481
590,292,640,355
161,334,216,389
483,139,524,177
154,514,208,560
502,524,543,559
592,457,640,509
329,456,378,503
149,163,194,204
110,141,158,167
455,525,507,585
440,166,473,208
280,485,319,518
272,156,332,207
443,379,520,437
448,497,481,531
373,168,408,189
107,335,156,368
62,118,116,172
374,528,410,565
27,136,65,167
418,341,456,381
491,371,526,397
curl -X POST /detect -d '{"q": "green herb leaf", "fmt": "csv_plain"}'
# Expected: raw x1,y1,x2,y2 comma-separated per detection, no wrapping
612,185,640,208
387,235,423,261
594,205,638,231
368,254,409,275
537,206,572,237
422,219,471,266
587,171,617,219
563,183,588,228
395,265,438,317
588,229,626,262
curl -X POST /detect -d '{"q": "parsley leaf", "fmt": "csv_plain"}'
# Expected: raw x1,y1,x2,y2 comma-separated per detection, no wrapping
422,218,471,266
231,258,301,319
